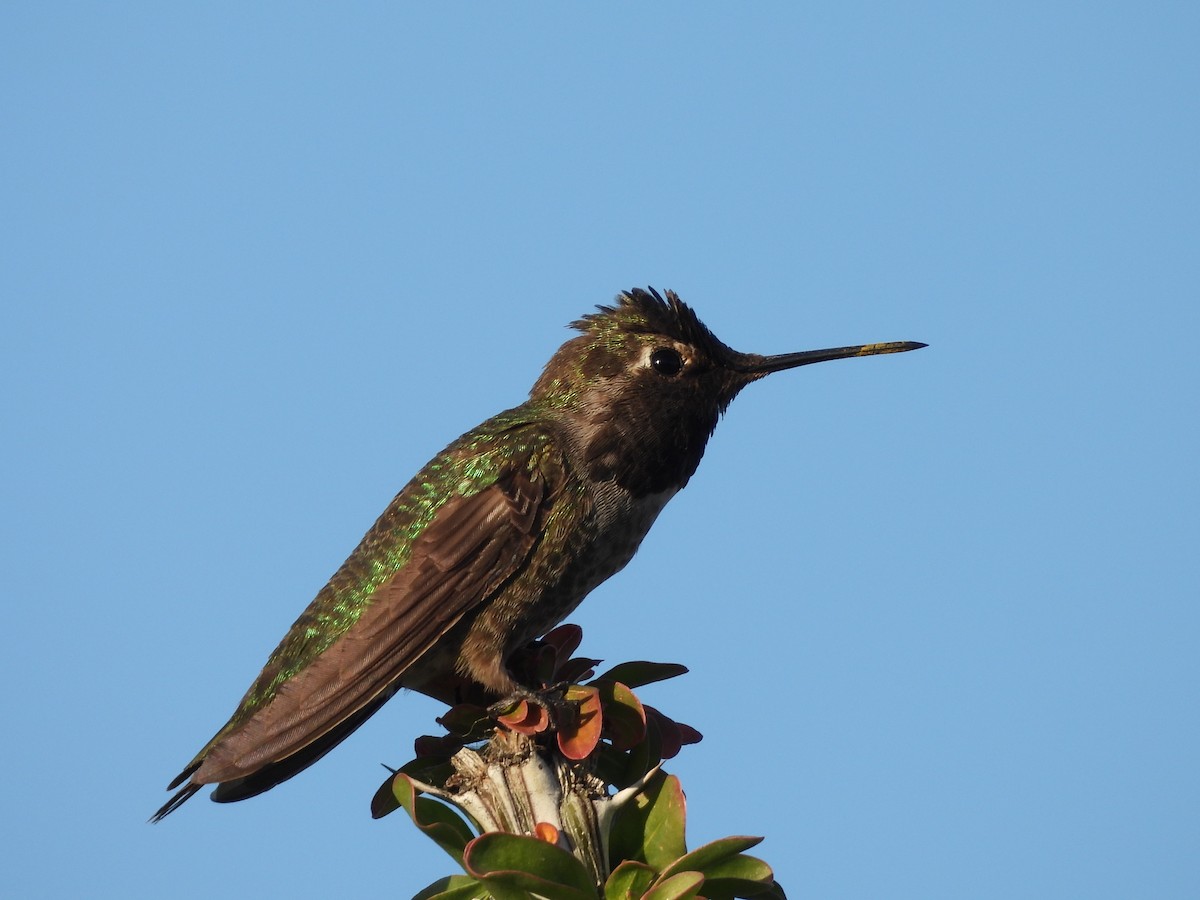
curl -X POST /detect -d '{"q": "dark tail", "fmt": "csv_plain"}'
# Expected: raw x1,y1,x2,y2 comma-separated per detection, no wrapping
150,686,396,821
150,782,203,822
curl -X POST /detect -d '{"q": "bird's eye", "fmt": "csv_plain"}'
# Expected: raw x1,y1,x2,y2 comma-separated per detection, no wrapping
650,347,684,376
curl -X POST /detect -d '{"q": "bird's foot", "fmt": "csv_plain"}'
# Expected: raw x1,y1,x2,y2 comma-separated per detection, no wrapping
488,682,572,733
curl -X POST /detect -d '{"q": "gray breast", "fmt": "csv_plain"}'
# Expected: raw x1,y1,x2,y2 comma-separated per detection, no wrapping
546,480,679,624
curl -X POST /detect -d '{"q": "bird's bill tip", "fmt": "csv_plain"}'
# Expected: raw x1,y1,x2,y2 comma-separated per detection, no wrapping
857,340,928,355
739,339,927,375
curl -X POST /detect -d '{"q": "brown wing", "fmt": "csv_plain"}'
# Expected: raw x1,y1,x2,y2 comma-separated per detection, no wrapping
191,455,560,787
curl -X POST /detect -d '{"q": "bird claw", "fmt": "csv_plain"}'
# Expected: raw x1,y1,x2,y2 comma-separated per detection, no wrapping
489,682,572,731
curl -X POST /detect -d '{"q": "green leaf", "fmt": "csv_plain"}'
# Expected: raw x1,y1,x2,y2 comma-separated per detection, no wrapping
609,711,698,787
592,661,688,689
643,707,682,760
370,772,401,819
464,832,598,900
413,735,466,762
598,681,646,751
603,861,657,900
607,771,687,871
642,871,705,900
658,836,763,881
472,882,536,900
400,754,457,788
692,854,775,900
611,705,676,790
593,743,633,789
388,773,476,864
640,774,687,870
413,875,491,900
438,704,493,738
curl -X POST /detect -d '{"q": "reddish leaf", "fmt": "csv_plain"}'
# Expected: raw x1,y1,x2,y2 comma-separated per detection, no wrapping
557,685,603,760
498,700,550,735
645,706,682,760
541,623,584,663
526,642,560,686
556,656,602,684
675,722,703,747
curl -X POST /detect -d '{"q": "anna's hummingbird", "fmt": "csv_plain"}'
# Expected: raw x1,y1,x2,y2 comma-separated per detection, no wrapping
154,287,924,820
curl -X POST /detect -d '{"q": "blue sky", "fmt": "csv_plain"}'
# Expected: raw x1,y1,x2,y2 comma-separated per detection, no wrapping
2,4,1197,898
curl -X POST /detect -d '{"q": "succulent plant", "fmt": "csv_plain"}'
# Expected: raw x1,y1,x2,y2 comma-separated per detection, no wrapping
372,625,784,900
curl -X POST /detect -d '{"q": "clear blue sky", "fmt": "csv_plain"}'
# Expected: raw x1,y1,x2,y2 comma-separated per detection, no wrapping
3,4,1197,898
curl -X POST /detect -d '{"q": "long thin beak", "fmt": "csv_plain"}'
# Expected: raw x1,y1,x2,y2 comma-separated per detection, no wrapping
734,340,927,377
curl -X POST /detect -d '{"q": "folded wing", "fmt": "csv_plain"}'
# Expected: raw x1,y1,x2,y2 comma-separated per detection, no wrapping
154,438,565,818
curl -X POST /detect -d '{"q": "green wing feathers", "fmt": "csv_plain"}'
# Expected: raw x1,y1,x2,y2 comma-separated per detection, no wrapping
163,410,567,801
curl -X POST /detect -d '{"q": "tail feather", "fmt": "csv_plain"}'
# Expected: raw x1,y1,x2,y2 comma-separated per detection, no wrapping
211,685,396,803
150,782,203,822
151,684,399,820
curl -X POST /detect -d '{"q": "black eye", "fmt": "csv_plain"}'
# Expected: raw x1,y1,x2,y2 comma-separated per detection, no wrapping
650,347,684,376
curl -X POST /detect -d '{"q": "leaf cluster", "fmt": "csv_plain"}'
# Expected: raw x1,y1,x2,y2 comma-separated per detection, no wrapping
371,625,784,900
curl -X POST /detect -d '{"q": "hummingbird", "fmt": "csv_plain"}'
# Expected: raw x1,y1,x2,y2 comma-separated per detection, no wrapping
153,287,924,820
